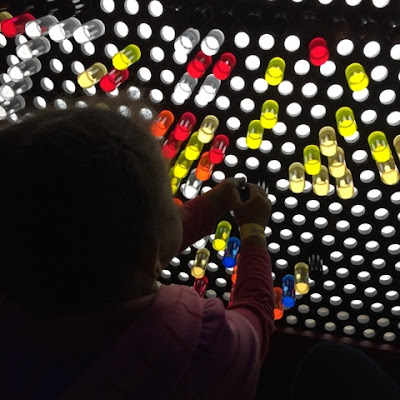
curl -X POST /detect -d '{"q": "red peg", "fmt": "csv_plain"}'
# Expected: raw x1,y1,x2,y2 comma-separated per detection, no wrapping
173,112,196,141
193,276,208,297
209,135,229,164
212,52,236,80
0,13,35,37
99,69,129,92
162,130,182,160
187,51,212,78
309,37,329,66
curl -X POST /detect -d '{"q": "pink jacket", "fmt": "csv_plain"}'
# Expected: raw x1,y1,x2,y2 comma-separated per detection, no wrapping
0,195,274,400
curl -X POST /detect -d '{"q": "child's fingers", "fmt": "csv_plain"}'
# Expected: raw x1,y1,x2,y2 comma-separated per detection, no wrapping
231,187,244,208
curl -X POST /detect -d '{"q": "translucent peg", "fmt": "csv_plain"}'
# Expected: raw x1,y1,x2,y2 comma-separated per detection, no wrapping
162,131,182,160
195,74,221,105
294,262,310,294
377,156,400,185
193,276,208,297
328,147,346,178
282,274,296,309
289,162,305,193
187,51,212,78
77,62,108,89
16,37,51,60
336,168,354,200
191,248,210,279
213,52,236,81
303,145,321,175
336,107,357,137
174,112,196,141
246,120,264,150
265,57,285,86
173,150,193,179
273,287,284,320
0,12,12,26
151,110,175,138
213,221,232,251
201,29,225,56
49,17,81,43
99,69,129,93
228,285,236,307
0,13,35,38
112,44,141,70
172,73,198,105
312,165,330,196
7,58,42,82
197,115,219,144
368,131,392,163
319,126,337,157
174,28,200,55
195,152,214,181
222,237,240,268
394,135,400,161
183,169,203,199
25,15,59,38
73,19,105,44
185,132,204,160
0,96,26,120
0,77,33,100
169,169,182,195
231,256,240,284
210,135,229,164
346,62,369,92
173,198,183,207
260,100,279,129
309,37,329,66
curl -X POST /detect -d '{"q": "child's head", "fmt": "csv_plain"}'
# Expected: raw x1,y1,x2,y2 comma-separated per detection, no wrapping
0,107,182,316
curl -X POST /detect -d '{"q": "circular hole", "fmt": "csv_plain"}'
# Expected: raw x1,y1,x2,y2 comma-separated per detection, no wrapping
215,278,227,287
317,307,329,317
234,31,250,48
386,291,399,301
216,96,230,110
260,140,273,153
327,84,344,100
286,315,298,325
178,272,189,281
104,43,118,58
268,243,281,253
295,124,310,138
372,0,390,8
336,268,349,278
276,179,289,191
41,77,54,91
284,196,298,209
148,0,163,17
160,69,175,85
329,202,343,214
272,122,287,136
278,80,294,96
267,159,281,173
330,251,343,262
337,311,350,320
390,44,400,60
226,117,240,131
387,111,400,126
259,33,275,50
101,0,115,13
300,232,313,243
320,60,336,77
365,287,378,297
337,39,354,56
280,229,293,240
271,211,285,223
281,142,296,155
306,200,320,212
150,46,165,62
284,35,300,52
314,217,328,229
246,157,260,170
344,284,356,294
125,0,139,14
322,235,335,246
360,109,377,124
230,76,245,91
160,25,175,42
350,300,363,310
34,96,46,109
294,59,310,75
114,21,129,38
224,154,238,167
293,214,306,226
374,208,389,220
161,269,171,279
240,98,255,113
253,78,268,93
358,223,372,235
371,303,384,313
310,104,326,119
302,82,318,98
360,169,376,183
286,102,302,117
344,237,358,249
310,293,322,303
330,296,342,306
62,80,76,94
50,59,63,73
351,255,365,266
71,61,85,75
367,189,382,202
0,33,6,48
372,258,387,269
276,260,288,271
137,67,152,82
381,226,396,238
149,89,163,103
298,305,310,314
287,245,300,256
371,65,388,82
363,41,381,58
137,23,152,39
60,39,74,54
380,275,393,285
236,137,248,150
245,55,261,71
207,262,218,272
353,88,369,103
336,220,350,232
379,89,396,105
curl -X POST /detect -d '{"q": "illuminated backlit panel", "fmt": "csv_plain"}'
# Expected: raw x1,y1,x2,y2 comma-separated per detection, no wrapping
0,0,400,345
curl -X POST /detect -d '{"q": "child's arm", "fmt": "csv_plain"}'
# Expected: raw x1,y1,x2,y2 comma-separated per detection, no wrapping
189,243,274,399
177,178,245,253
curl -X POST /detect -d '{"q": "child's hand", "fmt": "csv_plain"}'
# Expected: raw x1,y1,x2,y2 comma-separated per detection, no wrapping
202,177,246,219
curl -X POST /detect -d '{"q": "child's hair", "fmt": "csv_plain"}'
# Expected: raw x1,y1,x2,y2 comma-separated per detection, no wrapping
0,104,176,316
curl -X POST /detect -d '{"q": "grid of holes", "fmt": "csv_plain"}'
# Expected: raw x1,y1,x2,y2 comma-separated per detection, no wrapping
1,0,400,343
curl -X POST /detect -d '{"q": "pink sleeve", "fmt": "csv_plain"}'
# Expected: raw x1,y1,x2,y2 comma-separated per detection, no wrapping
190,298,263,400
228,246,275,363
177,195,218,253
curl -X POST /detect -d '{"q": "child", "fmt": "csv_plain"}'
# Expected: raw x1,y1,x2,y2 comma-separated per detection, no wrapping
0,107,274,400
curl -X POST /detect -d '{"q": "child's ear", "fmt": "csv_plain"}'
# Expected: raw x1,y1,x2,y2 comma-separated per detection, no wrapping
141,237,160,277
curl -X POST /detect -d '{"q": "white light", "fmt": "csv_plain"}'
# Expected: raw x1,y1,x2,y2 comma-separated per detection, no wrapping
216,96,230,110
319,0,333,4
148,1,163,17
0,33,7,48
372,0,390,8
160,26,175,42
353,88,369,102
50,58,63,73
245,55,260,70
370,65,388,82
294,59,310,75
295,124,310,138
387,111,400,126
253,78,268,93
379,89,396,105
320,60,336,76
363,41,380,58
278,80,294,96
150,46,164,62
59,39,73,54
41,77,54,91
160,69,175,85
137,67,152,82
173,52,187,65
104,43,118,58
81,41,95,56
337,39,354,56
240,98,255,113
259,33,275,50
234,31,250,48
346,0,362,5
390,44,400,60
230,76,245,91
62,80,76,94
301,82,318,98
327,84,343,100
150,89,163,103
226,117,240,131
71,60,85,75
114,21,129,38
137,23,152,39
360,109,377,124
100,0,115,13
286,102,302,118
125,0,139,14
284,35,300,52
